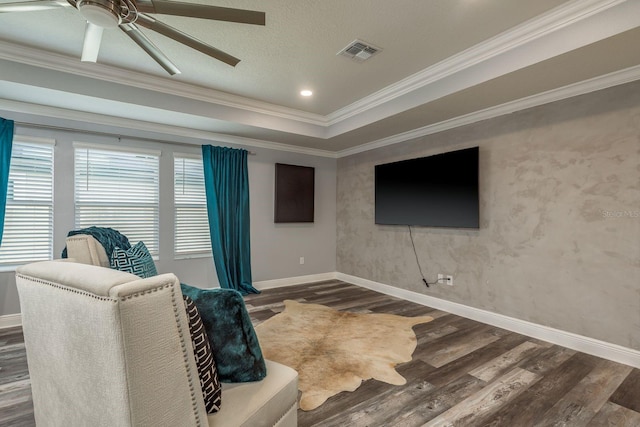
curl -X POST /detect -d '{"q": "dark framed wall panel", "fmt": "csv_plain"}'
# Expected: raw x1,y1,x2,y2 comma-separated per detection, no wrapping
274,163,315,223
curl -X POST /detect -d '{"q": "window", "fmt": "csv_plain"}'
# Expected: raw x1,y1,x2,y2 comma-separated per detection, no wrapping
75,144,160,255
174,155,211,257
0,137,54,266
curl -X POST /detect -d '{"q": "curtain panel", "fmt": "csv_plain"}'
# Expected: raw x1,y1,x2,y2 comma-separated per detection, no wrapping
0,118,14,246
202,145,258,295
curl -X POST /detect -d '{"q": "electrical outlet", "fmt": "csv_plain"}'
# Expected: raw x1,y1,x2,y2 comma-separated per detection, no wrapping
437,273,444,283
446,275,453,286
299,257,305,265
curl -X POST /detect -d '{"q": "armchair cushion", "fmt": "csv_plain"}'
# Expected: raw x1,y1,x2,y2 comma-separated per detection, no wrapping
181,283,267,383
111,241,158,278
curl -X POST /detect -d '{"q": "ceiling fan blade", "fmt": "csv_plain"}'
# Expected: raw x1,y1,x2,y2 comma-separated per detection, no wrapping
120,23,181,75
80,22,103,62
135,0,265,25
0,0,69,12
136,14,240,67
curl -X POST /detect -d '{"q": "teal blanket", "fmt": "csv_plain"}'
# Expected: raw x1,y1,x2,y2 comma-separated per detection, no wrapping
61,226,131,262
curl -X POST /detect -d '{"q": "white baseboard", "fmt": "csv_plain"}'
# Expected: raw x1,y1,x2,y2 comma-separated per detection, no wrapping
0,313,22,329
336,272,640,369
254,272,338,290
6,271,638,369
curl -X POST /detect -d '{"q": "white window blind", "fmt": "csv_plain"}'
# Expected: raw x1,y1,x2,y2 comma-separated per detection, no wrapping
174,155,211,257
75,146,160,255
0,139,54,266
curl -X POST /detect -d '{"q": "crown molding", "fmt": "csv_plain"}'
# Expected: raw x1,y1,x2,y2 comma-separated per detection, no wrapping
0,0,637,157
3,62,639,160
326,0,630,126
1,99,337,158
0,41,328,127
337,64,640,158
0,0,633,138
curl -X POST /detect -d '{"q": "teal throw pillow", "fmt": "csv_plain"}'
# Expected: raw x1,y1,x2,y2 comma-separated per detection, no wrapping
180,283,267,383
110,241,158,278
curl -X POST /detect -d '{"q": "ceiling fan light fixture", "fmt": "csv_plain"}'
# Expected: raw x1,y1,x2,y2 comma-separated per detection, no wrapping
77,0,122,28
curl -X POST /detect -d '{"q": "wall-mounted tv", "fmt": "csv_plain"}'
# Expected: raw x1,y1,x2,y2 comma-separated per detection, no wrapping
375,147,479,228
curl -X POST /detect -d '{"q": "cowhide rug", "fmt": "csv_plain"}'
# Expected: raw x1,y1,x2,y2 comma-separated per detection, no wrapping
254,300,433,411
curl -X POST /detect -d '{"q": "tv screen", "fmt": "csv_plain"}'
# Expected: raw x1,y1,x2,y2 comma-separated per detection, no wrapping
375,147,479,228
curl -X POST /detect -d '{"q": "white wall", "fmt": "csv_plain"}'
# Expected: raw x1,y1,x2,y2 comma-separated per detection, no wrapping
0,117,336,317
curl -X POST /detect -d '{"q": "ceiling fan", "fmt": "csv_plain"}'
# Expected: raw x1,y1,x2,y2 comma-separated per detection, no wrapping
0,0,265,75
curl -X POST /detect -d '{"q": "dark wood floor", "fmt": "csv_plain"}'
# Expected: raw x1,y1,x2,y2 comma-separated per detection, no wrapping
244,280,640,427
0,325,32,427
1,280,639,426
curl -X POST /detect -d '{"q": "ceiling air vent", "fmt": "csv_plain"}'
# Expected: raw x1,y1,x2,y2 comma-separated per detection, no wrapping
337,39,381,62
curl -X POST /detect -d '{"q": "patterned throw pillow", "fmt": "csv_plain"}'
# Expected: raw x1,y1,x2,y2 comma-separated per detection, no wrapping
183,295,222,414
110,241,158,278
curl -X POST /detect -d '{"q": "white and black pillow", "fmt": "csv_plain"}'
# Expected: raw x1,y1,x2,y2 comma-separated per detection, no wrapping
183,295,222,413
111,241,158,278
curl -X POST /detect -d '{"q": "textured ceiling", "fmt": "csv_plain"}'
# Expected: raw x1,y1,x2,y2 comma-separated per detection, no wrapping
0,0,639,155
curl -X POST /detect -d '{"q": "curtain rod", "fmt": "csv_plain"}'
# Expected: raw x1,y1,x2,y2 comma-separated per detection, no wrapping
14,121,257,155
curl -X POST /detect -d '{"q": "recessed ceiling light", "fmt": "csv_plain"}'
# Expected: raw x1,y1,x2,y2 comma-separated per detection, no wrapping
300,90,313,97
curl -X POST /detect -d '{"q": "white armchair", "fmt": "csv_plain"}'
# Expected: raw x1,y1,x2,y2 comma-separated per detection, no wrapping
15,235,298,427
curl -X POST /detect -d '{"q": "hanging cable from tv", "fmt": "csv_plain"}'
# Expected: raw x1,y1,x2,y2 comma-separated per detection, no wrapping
408,225,441,288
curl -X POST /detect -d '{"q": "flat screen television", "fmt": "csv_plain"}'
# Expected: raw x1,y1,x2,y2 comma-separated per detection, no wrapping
375,146,479,228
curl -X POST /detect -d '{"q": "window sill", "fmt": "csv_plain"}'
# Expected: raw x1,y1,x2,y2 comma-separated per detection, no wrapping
174,253,213,261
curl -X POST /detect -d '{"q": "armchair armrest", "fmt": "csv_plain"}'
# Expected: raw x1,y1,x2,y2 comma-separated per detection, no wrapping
65,234,110,267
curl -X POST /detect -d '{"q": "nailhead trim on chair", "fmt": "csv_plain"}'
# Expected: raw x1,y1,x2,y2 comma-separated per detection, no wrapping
119,283,172,300
16,275,118,302
169,285,206,427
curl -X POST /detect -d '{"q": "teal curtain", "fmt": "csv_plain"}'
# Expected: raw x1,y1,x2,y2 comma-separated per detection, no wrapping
0,118,14,246
202,145,259,295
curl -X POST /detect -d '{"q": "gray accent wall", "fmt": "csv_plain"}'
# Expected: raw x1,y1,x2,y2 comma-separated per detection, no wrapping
337,81,640,351
0,124,336,317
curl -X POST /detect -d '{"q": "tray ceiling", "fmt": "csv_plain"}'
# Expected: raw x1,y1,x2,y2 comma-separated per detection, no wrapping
0,0,639,156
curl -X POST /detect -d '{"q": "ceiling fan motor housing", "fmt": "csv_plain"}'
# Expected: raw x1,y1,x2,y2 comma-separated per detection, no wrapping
77,0,122,28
